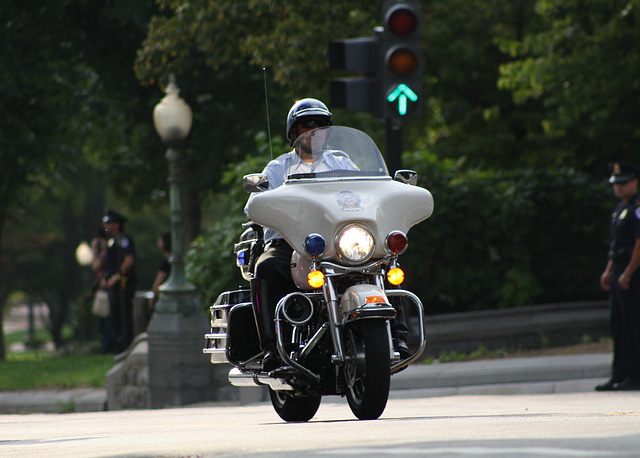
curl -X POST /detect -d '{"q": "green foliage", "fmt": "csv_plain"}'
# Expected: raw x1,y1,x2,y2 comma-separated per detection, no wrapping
436,344,506,363
496,0,640,169
187,212,246,308
186,132,285,305
4,328,49,349
403,152,611,313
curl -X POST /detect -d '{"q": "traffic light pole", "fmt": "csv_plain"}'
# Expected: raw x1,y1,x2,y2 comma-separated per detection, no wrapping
385,118,403,174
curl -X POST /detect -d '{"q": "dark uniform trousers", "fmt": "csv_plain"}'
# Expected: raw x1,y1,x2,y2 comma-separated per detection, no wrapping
609,259,640,384
104,276,137,354
251,241,296,349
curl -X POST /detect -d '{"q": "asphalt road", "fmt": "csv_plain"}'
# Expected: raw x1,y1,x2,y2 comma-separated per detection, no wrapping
2,391,640,457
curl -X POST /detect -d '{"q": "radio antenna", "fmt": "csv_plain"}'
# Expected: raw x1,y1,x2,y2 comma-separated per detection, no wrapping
263,68,274,161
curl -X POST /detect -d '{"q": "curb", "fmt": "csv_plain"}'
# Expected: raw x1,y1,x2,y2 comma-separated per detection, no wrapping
390,353,612,390
0,388,107,414
0,353,612,414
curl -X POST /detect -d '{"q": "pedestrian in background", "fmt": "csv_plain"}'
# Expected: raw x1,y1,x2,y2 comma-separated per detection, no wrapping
151,230,171,310
101,208,138,354
597,162,640,391
88,226,107,299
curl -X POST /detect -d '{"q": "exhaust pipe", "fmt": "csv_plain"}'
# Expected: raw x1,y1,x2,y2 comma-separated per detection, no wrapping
228,367,293,390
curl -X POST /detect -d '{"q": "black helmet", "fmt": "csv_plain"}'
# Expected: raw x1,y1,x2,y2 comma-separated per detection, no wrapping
286,98,332,145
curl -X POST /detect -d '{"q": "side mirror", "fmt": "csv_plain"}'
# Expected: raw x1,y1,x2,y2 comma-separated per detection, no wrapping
393,170,418,186
243,174,269,193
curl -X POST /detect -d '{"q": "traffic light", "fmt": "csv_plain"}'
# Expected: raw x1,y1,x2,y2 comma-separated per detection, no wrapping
329,37,381,115
381,1,422,119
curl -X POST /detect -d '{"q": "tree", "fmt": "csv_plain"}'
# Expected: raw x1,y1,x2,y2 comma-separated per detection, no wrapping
134,1,386,244
0,0,156,359
497,0,640,171
0,1,95,358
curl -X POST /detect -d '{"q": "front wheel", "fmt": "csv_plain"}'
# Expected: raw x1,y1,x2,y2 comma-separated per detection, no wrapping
269,389,321,422
344,320,391,420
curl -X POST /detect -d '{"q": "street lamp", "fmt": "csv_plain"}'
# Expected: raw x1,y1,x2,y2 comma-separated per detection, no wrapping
146,76,211,409
152,76,198,312
75,241,94,267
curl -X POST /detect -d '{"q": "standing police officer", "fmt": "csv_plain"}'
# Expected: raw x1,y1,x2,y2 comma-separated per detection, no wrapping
597,162,640,391
102,208,138,354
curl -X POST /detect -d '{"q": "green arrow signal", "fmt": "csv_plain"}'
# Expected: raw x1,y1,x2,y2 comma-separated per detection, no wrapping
387,84,418,115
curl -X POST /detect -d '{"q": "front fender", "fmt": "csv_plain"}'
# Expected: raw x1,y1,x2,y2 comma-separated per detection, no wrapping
339,284,397,324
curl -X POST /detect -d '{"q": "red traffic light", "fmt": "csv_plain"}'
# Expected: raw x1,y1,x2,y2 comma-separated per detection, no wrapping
386,5,419,37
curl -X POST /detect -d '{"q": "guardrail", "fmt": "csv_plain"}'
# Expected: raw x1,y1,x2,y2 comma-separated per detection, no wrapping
415,301,609,357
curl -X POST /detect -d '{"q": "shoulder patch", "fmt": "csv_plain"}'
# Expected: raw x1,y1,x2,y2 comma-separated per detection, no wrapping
120,237,130,249
635,207,640,220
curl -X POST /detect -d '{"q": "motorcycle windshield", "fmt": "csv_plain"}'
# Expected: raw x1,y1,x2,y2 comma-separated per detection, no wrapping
247,126,434,261
286,126,388,180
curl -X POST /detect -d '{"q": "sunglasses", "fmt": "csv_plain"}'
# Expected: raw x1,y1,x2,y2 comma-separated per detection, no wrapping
298,119,330,130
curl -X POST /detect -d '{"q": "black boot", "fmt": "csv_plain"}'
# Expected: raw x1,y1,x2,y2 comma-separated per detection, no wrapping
595,379,619,391
251,278,284,372
261,345,283,372
393,338,412,360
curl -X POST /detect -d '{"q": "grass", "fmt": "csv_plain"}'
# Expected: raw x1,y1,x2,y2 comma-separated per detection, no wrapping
2,328,114,391
1,352,114,391
424,338,613,365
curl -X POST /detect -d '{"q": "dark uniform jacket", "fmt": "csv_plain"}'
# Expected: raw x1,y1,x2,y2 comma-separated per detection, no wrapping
610,192,640,264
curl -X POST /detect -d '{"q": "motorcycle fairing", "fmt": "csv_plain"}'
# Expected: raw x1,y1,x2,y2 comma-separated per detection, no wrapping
247,178,433,261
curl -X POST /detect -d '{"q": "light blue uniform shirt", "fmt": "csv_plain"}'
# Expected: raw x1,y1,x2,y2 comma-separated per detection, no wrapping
245,149,357,242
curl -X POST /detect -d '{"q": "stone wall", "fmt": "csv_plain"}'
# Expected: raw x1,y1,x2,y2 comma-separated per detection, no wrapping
105,333,150,410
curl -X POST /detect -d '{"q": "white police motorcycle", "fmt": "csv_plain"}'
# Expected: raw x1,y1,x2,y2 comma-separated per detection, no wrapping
204,126,434,421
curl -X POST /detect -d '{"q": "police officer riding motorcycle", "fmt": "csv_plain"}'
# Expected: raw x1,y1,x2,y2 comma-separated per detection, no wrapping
204,98,434,421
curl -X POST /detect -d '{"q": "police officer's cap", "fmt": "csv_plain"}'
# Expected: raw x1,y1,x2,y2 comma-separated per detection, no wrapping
102,208,127,224
608,162,640,184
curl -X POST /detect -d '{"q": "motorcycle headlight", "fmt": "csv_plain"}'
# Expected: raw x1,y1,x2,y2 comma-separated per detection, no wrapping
336,225,375,264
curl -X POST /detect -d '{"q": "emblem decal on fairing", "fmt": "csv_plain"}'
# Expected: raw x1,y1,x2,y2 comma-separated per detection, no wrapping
335,191,362,211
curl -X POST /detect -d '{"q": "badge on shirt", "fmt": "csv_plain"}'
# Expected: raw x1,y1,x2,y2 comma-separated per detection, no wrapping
619,208,628,220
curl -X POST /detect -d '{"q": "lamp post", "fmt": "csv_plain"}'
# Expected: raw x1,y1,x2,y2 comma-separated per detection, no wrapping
75,241,96,342
147,77,211,408
152,76,198,310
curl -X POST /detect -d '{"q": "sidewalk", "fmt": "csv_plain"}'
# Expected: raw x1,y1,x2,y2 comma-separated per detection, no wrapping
0,352,612,414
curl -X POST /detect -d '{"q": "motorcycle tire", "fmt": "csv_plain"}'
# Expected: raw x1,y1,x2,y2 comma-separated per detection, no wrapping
269,389,321,422
345,319,391,420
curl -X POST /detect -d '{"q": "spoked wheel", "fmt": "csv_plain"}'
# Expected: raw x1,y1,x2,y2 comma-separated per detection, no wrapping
269,389,321,422
344,320,391,420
